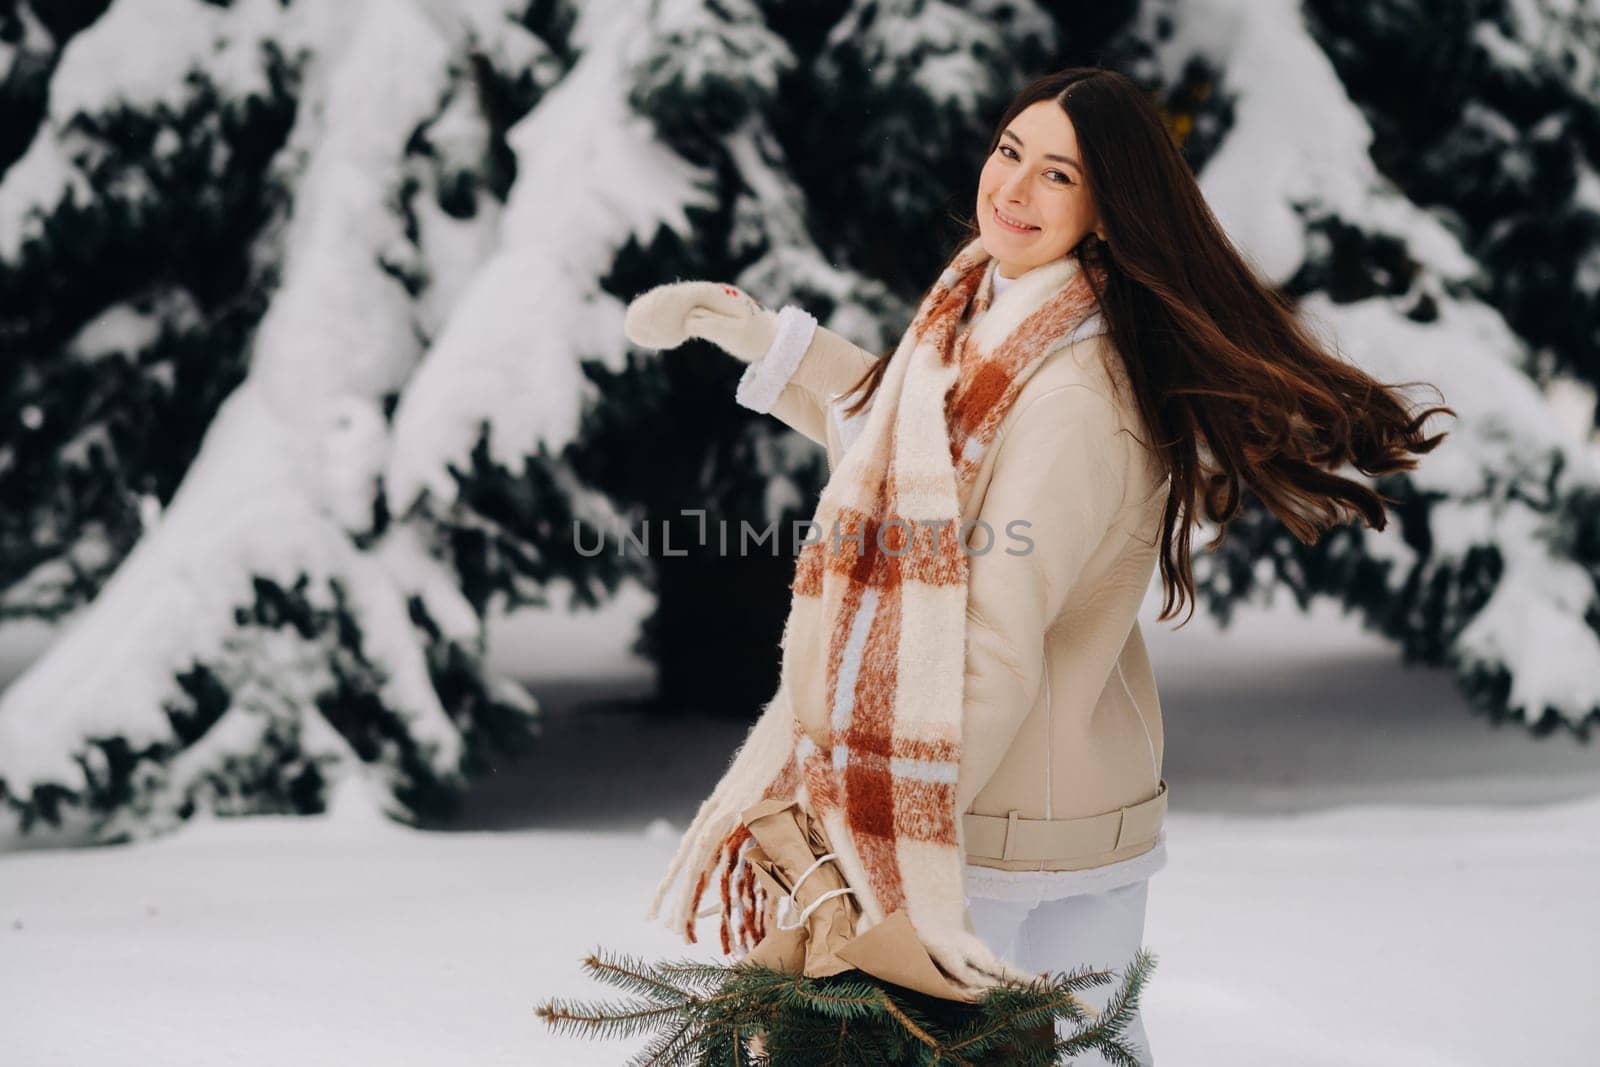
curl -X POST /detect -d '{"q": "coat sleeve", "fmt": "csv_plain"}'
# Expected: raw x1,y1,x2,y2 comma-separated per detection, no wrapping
954,382,1132,816
737,318,881,450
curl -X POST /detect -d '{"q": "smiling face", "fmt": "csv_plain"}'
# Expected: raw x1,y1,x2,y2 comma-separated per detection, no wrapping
976,99,1104,278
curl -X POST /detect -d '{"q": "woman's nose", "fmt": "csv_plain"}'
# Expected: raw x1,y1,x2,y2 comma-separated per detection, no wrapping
999,172,1029,204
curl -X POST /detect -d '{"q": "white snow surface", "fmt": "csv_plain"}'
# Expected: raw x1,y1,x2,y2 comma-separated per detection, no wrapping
0,789,1593,1065
3,543,1597,1063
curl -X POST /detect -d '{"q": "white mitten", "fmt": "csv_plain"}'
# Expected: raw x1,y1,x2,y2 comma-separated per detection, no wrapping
623,280,779,364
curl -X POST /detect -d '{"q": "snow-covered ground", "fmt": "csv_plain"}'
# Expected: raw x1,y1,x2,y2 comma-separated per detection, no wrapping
3,591,1597,1065
2,789,1594,1065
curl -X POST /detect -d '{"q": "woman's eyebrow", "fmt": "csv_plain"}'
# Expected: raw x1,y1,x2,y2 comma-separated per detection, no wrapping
1001,128,1082,172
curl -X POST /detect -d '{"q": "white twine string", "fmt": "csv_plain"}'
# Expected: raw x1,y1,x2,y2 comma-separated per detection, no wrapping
773,851,857,932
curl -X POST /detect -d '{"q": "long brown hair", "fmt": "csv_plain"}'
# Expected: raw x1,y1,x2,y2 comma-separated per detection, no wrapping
836,67,1455,627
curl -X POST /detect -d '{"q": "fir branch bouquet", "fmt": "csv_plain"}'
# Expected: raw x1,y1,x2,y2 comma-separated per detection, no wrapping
536,799,1158,1062
535,947,1157,1066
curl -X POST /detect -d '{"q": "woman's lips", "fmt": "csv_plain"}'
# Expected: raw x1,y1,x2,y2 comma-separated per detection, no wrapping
992,203,1039,234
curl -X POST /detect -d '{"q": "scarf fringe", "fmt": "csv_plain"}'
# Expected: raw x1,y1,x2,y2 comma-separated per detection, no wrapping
651,691,801,941
714,824,752,952
673,772,798,951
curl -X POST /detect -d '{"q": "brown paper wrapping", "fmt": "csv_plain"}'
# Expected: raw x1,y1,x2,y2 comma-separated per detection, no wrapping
738,798,975,1002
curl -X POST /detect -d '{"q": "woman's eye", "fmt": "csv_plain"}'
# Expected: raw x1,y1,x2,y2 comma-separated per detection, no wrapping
998,145,1072,185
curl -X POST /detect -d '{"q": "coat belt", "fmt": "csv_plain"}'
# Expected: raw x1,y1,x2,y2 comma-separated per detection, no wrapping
961,780,1168,863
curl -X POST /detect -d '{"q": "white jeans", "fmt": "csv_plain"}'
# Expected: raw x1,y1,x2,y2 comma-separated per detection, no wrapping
967,878,1155,1065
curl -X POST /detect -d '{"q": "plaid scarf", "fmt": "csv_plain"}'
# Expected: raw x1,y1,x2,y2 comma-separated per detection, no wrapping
653,235,1106,983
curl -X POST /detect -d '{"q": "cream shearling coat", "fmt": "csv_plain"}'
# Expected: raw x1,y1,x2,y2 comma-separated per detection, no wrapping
751,267,1172,873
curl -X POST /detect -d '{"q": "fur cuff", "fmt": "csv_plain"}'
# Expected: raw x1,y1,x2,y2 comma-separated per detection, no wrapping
735,305,817,414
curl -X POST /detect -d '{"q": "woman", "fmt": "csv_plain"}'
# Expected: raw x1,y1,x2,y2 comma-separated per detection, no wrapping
624,67,1452,1061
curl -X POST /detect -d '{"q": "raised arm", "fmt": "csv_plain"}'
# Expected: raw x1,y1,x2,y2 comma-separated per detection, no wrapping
736,310,880,451
622,281,880,450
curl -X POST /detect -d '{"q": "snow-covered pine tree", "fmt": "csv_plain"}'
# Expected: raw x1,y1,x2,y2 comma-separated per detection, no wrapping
1306,0,1600,395
0,0,613,841
565,0,832,715
1132,0,1600,734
